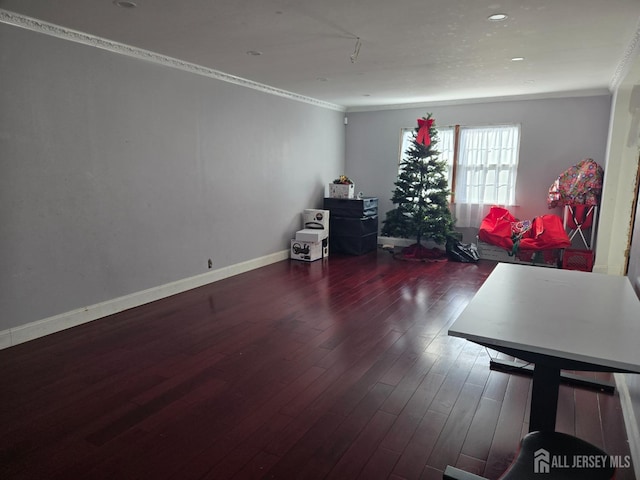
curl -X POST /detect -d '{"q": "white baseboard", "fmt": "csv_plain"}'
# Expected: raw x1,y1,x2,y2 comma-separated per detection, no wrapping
0,249,290,350
615,373,640,480
377,236,440,248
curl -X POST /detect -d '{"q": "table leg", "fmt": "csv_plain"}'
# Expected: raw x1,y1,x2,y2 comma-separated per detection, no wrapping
489,359,615,394
529,364,561,432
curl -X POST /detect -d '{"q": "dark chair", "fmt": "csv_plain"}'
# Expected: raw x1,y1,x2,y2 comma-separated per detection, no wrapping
443,431,615,480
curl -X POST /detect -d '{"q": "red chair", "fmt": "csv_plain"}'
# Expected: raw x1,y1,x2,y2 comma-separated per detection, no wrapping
564,205,597,249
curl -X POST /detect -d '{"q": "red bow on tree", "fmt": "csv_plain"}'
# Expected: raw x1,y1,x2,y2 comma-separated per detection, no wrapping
416,118,434,146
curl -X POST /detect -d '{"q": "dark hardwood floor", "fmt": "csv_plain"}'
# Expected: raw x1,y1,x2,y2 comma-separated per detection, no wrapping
0,250,634,479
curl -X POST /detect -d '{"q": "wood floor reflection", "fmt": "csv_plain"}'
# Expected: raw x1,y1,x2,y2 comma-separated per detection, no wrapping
0,250,634,479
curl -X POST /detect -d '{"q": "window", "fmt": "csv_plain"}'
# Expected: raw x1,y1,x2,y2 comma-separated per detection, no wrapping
400,124,520,227
399,126,455,185
456,125,520,206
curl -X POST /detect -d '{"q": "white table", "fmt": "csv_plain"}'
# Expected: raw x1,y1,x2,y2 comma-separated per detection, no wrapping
449,262,640,432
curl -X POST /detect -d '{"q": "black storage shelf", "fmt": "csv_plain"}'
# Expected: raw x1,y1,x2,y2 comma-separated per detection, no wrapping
330,215,378,236
322,197,378,218
323,197,378,255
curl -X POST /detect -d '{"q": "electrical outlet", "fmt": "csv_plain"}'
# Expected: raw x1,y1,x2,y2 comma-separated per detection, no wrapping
208,259,213,269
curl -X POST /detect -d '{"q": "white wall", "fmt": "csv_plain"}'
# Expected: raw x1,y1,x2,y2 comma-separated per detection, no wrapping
0,23,346,342
605,52,640,477
345,96,612,243
598,55,640,276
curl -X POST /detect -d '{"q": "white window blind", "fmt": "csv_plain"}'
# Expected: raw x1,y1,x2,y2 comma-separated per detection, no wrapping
456,125,519,206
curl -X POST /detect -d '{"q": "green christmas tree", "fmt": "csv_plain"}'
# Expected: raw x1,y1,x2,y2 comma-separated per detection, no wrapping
381,114,456,256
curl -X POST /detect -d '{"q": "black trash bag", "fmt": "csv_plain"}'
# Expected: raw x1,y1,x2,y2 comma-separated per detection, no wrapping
446,239,480,263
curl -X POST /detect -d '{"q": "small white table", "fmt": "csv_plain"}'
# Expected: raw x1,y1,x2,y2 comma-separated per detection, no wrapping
449,262,640,432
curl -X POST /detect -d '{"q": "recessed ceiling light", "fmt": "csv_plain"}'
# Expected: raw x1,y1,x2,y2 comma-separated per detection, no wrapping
246,50,263,56
113,0,137,8
488,13,508,21
511,57,525,61
316,77,329,82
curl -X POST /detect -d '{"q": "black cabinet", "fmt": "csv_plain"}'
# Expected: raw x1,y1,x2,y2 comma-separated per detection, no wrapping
322,197,378,218
323,197,379,255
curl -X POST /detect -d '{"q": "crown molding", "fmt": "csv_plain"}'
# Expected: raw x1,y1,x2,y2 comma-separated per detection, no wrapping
0,9,346,112
610,16,640,91
346,88,611,113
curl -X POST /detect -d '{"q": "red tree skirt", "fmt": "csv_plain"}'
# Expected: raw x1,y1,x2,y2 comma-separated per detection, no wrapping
396,243,447,262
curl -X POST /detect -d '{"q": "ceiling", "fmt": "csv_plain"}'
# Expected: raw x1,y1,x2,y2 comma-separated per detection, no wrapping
2,0,640,110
